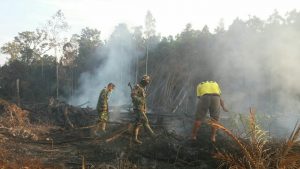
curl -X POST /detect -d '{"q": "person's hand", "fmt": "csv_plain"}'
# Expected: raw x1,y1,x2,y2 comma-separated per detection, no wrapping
223,107,229,112
220,99,228,112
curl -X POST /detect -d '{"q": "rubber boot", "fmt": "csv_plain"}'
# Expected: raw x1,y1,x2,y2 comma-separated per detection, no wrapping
134,126,142,144
101,122,107,132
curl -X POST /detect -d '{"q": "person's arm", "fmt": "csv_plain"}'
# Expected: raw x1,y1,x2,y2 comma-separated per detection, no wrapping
96,90,104,112
101,90,107,100
97,89,108,111
220,98,229,112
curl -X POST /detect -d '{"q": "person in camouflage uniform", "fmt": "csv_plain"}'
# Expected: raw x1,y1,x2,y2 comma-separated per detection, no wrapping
131,75,155,144
95,83,115,134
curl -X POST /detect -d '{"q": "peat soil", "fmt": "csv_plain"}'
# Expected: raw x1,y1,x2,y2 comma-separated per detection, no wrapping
0,99,237,168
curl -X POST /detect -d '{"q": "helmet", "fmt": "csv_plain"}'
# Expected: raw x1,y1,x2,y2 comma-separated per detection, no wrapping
141,75,150,82
140,75,150,86
108,82,115,88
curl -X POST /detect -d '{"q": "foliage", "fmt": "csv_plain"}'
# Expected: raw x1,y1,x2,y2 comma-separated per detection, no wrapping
1,10,69,64
208,109,300,169
1,9,300,110
75,27,103,74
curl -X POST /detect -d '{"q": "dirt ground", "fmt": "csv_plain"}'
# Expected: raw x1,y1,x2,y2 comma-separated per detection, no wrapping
0,99,226,168
3,99,298,169
1,122,224,169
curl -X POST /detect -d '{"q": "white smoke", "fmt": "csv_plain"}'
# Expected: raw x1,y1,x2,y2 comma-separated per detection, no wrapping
213,19,300,135
71,24,142,111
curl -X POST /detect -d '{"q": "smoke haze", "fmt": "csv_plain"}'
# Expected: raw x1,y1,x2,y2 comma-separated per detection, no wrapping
72,24,142,111
71,12,300,135
211,18,300,134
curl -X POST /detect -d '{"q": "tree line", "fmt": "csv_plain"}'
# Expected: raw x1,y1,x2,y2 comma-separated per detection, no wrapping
1,10,300,115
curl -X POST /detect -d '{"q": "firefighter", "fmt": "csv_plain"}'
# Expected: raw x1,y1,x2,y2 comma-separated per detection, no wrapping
191,81,228,142
131,75,155,144
95,83,115,134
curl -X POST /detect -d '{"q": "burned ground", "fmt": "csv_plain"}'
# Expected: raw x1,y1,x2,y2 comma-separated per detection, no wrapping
0,99,299,169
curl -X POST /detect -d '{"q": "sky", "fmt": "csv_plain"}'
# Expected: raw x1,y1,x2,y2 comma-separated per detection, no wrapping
0,0,299,64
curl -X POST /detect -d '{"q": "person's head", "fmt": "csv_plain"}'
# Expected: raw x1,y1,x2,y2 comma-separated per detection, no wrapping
107,83,115,92
140,75,151,87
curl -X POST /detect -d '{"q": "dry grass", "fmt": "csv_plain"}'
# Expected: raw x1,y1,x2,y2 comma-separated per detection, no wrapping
89,159,139,169
208,108,300,169
0,158,44,169
0,99,29,127
0,99,56,141
276,121,300,169
0,99,55,168
0,142,45,169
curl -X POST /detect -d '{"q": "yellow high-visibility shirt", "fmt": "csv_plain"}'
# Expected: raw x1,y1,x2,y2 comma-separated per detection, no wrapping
196,81,221,96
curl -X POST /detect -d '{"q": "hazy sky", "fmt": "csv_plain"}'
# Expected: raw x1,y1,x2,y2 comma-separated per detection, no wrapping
0,0,299,64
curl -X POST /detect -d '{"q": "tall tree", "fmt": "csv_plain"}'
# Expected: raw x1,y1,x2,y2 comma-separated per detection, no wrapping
214,19,225,34
43,10,69,52
144,10,156,39
1,42,21,61
132,26,144,82
144,11,158,74
76,27,102,73
1,10,69,64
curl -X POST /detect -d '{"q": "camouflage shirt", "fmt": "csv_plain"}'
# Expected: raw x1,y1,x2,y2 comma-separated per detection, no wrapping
96,88,109,113
131,84,146,113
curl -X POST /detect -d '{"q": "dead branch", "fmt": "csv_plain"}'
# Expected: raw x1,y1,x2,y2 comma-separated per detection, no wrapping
105,124,132,143
64,106,74,128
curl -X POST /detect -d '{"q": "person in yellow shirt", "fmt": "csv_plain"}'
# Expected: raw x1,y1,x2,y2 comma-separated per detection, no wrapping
191,81,228,142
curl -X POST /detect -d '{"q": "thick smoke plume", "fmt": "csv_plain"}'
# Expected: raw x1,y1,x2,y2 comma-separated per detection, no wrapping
211,18,300,134
72,24,141,112
71,12,300,136
145,14,300,136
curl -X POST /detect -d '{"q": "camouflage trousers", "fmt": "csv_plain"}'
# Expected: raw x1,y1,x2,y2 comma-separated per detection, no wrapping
134,110,154,135
98,111,109,122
